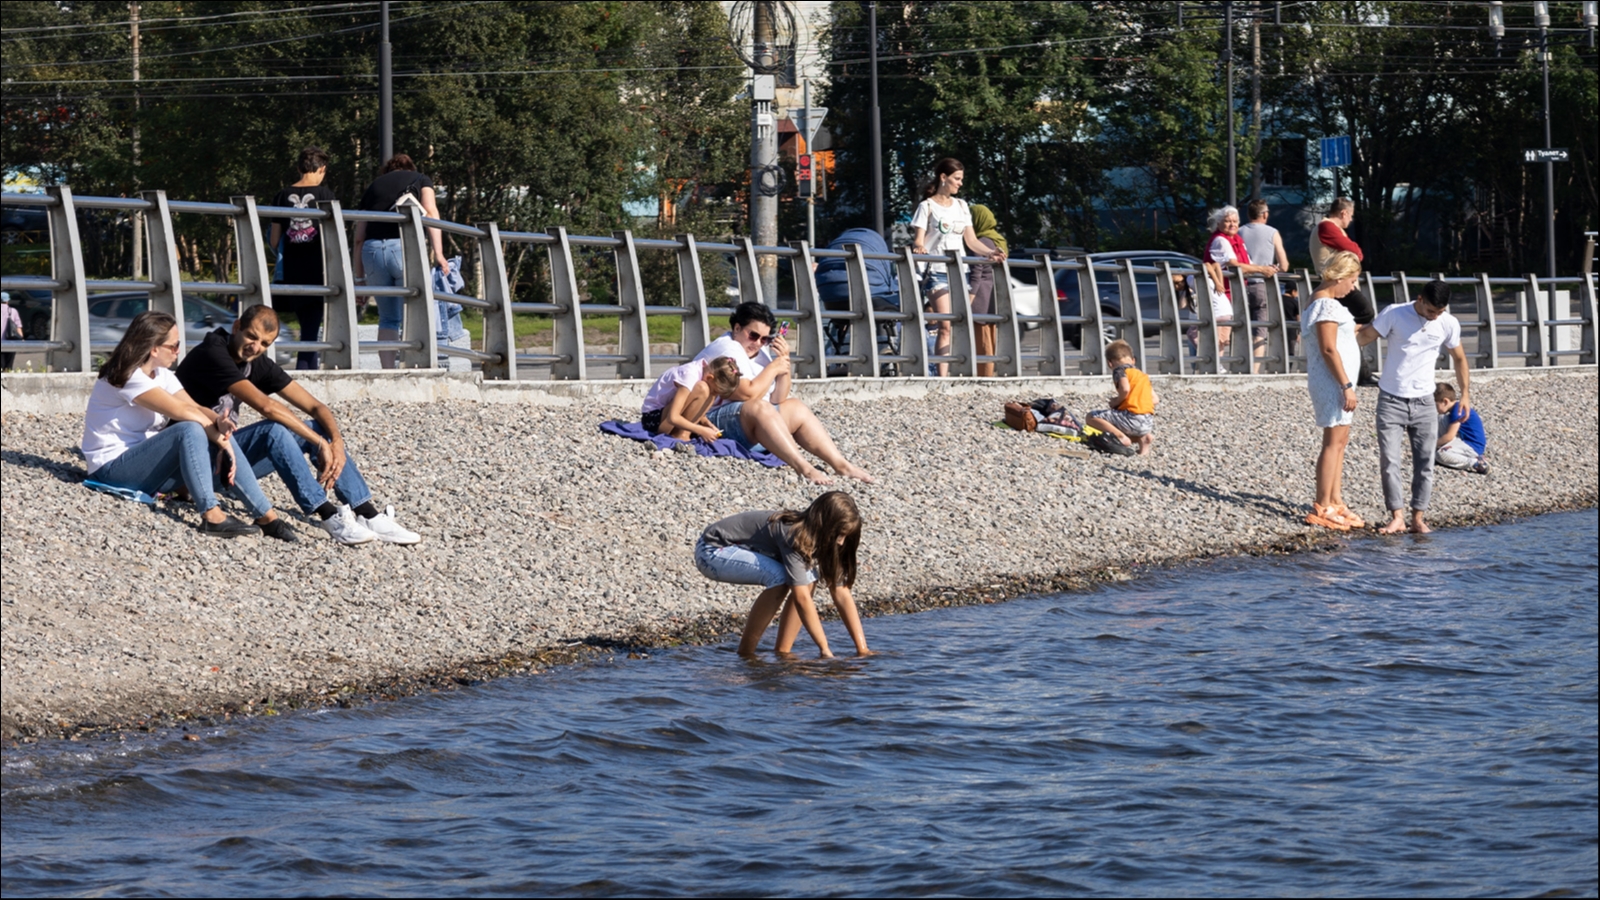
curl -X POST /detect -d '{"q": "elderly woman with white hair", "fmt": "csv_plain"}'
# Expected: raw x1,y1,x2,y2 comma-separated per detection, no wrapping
1200,205,1279,359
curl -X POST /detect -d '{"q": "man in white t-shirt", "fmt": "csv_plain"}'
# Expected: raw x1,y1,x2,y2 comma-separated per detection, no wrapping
693,301,874,485
1357,279,1472,535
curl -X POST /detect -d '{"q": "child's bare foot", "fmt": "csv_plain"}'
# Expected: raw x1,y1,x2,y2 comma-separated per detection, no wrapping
1377,513,1407,535
837,463,877,484
800,467,835,486
1136,436,1153,456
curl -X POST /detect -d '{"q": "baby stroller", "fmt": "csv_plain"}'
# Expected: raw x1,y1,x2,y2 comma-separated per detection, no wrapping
814,228,903,375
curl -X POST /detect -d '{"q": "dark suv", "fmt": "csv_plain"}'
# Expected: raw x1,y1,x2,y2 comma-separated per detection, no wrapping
1049,251,1203,347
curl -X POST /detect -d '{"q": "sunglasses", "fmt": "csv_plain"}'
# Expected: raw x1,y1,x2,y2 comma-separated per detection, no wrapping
741,328,776,345
159,340,181,351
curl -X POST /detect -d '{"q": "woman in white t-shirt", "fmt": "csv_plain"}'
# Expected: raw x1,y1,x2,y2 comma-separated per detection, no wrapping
81,311,266,538
1299,251,1367,532
910,158,1003,377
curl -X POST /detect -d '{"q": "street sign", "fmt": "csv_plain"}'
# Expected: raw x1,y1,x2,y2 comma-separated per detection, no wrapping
1320,135,1351,168
1524,148,1569,163
797,153,814,197
794,107,827,148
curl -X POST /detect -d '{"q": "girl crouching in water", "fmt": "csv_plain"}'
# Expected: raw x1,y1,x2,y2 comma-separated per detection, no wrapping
695,491,871,658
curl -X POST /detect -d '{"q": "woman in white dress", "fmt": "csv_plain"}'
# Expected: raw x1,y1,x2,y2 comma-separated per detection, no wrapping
1300,251,1366,531
910,158,1002,376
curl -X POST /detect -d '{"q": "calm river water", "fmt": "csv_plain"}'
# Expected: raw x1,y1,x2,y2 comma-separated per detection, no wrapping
3,511,1596,897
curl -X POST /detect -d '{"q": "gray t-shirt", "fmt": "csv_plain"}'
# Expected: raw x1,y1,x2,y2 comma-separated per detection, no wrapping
1236,222,1279,283
700,510,816,585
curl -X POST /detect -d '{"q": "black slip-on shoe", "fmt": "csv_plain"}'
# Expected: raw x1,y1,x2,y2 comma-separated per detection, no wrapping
198,516,262,538
259,517,299,542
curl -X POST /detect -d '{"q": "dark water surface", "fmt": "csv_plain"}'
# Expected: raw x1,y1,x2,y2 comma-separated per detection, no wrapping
4,511,1596,897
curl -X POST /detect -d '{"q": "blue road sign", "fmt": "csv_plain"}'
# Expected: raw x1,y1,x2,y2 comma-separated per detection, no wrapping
1321,136,1351,168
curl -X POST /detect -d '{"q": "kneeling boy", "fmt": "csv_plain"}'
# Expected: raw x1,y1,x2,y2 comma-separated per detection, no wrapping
1087,340,1158,456
1435,382,1488,474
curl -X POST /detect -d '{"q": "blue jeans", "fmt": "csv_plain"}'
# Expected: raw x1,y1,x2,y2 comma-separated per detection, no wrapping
91,421,274,518
231,419,373,515
694,538,808,588
362,238,407,331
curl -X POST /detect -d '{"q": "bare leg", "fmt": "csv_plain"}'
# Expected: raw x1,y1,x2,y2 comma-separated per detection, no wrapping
1216,324,1233,369
930,288,951,377
774,593,802,655
1314,426,1351,509
1378,510,1408,534
1409,510,1432,534
378,327,401,369
777,399,874,483
740,402,832,485
737,585,789,656
1086,414,1132,447
1135,434,1153,456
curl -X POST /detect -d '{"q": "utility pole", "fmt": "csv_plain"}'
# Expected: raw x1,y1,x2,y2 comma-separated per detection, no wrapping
1249,3,1262,200
868,1,884,239
380,1,393,164
750,1,779,301
130,1,143,280
1223,0,1236,209
1537,1,1556,279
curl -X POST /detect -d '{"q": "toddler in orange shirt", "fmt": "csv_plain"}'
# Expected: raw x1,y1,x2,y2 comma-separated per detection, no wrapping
1087,340,1158,456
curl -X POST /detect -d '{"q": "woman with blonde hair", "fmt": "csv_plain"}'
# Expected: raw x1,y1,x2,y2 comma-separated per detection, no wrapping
694,491,871,659
1300,251,1366,530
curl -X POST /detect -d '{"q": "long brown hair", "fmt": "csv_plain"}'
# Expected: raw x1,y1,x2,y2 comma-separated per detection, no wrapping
770,491,862,588
99,310,177,387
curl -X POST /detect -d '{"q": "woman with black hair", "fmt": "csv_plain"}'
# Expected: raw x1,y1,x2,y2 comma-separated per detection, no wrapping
81,311,290,538
910,158,1003,376
269,146,336,370
351,153,450,369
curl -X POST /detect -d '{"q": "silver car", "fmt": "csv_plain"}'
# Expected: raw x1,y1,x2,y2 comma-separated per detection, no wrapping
87,293,290,353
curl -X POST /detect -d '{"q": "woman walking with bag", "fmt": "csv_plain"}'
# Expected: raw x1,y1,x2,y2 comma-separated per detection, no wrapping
351,154,451,369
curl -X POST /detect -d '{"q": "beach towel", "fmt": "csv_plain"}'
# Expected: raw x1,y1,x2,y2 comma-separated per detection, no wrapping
599,420,786,468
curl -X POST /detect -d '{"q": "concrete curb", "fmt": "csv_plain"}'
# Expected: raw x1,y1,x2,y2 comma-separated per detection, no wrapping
4,365,1595,415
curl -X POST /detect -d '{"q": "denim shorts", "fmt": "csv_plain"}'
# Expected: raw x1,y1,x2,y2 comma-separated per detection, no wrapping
694,538,814,588
920,268,950,300
706,402,765,452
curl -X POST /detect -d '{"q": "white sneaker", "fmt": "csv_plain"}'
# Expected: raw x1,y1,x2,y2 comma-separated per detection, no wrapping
358,505,421,545
319,504,378,545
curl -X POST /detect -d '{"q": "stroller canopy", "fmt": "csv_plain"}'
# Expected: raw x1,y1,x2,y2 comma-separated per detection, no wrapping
815,228,898,297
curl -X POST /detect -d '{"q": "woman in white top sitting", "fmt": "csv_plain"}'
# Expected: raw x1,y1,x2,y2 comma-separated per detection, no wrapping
80,310,272,538
910,158,1003,377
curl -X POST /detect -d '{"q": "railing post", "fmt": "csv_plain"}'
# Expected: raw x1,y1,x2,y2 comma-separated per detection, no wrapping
942,249,976,377
612,229,650,381
735,237,765,307
1294,268,1318,373
1259,272,1289,374
545,225,587,380
316,200,359,371
1474,273,1499,370
1034,254,1067,377
675,233,712,358
1226,267,1250,374
897,247,930,377
843,244,881,377
788,240,826,379
1118,259,1147,370
1155,261,1185,375
478,222,517,381
989,258,1022,378
397,204,440,370
1525,273,1549,367
1076,259,1108,375
230,194,272,314
141,189,187,353
45,186,90,373
1578,271,1597,365
1361,271,1385,380
1193,264,1222,375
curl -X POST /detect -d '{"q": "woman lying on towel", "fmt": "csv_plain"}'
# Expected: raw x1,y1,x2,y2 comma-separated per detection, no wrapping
640,356,741,442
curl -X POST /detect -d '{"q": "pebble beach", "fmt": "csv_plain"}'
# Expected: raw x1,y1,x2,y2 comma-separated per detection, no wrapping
2,368,1595,740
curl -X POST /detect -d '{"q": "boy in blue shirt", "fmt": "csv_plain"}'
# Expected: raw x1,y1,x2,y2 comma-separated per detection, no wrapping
1434,382,1488,474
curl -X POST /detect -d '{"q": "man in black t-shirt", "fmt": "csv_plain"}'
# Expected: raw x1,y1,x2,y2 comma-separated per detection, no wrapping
174,304,422,546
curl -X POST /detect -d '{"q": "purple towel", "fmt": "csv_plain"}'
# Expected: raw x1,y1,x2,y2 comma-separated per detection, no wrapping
599,420,786,468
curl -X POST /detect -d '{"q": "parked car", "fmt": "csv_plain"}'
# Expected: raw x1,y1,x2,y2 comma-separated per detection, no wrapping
86,292,289,351
1048,251,1204,347
0,205,48,244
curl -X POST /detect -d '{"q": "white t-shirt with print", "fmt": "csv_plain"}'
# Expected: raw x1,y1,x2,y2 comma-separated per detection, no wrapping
1372,301,1461,399
694,334,776,405
81,366,184,474
910,197,973,277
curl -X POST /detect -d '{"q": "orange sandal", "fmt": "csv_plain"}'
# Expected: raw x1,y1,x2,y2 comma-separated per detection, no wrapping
1306,503,1351,531
1330,504,1366,529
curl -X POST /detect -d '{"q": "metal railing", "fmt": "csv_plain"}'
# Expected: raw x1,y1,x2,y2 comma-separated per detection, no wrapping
3,186,1596,379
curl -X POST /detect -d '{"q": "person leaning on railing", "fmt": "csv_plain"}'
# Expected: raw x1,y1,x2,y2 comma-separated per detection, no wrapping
79,310,287,539
350,153,451,369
